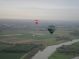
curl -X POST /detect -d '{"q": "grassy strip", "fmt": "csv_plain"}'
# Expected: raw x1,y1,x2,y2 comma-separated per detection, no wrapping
49,52,74,59
45,39,68,46
0,53,25,59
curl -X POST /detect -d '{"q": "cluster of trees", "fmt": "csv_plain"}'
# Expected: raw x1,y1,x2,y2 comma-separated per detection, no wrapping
56,42,79,55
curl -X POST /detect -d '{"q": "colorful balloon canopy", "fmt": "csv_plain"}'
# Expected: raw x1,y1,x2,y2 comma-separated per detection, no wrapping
34,20,39,24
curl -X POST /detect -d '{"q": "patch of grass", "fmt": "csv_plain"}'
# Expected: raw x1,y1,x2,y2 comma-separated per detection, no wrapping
49,52,73,59
45,39,67,46
15,33,33,39
0,53,25,59
0,44,39,59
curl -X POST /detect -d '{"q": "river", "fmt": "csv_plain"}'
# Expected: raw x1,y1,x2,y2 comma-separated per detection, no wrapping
32,39,79,59
72,57,79,59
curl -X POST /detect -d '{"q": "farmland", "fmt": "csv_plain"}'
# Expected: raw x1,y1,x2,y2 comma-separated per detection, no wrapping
0,42,41,59
0,26,75,44
0,20,79,59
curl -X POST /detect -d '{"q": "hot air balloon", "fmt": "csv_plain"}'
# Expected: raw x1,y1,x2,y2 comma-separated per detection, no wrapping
34,20,39,24
47,25,56,34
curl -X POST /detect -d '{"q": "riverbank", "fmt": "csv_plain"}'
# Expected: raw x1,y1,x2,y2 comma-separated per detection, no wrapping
49,40,79,59
72,56,79,59
21,47,40,59
32,39,79,59
22,39,69,59
20,44,45,59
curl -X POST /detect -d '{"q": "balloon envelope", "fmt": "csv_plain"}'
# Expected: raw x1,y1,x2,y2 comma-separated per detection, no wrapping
47,25,55,34
34,20,39,24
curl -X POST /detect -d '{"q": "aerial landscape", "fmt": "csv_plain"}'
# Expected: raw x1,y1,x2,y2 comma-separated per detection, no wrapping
0,0,79,59
0,19,79,59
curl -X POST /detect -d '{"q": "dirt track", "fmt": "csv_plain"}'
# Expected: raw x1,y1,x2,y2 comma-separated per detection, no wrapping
0,34,23,36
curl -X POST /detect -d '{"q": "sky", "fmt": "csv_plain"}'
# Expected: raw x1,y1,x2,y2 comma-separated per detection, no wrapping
0,0,79,21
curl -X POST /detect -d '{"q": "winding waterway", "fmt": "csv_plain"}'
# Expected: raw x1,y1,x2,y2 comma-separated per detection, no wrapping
32,39,79,59
72,57,79,59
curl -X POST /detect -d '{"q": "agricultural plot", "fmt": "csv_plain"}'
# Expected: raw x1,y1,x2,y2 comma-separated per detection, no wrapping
0,53,24,59
0,43,39,59
0,27,78,59
0,27,76,45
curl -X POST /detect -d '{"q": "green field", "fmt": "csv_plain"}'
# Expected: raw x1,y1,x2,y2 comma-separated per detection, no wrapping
0,27,79,59
0,27,74,43
0,42,39,59
49,52,73,59
0,53,25,59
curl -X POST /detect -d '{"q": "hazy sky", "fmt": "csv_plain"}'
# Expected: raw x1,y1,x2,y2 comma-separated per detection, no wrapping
0,0,79,21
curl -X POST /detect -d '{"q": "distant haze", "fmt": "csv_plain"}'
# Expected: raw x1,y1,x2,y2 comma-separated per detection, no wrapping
0,0,79,21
